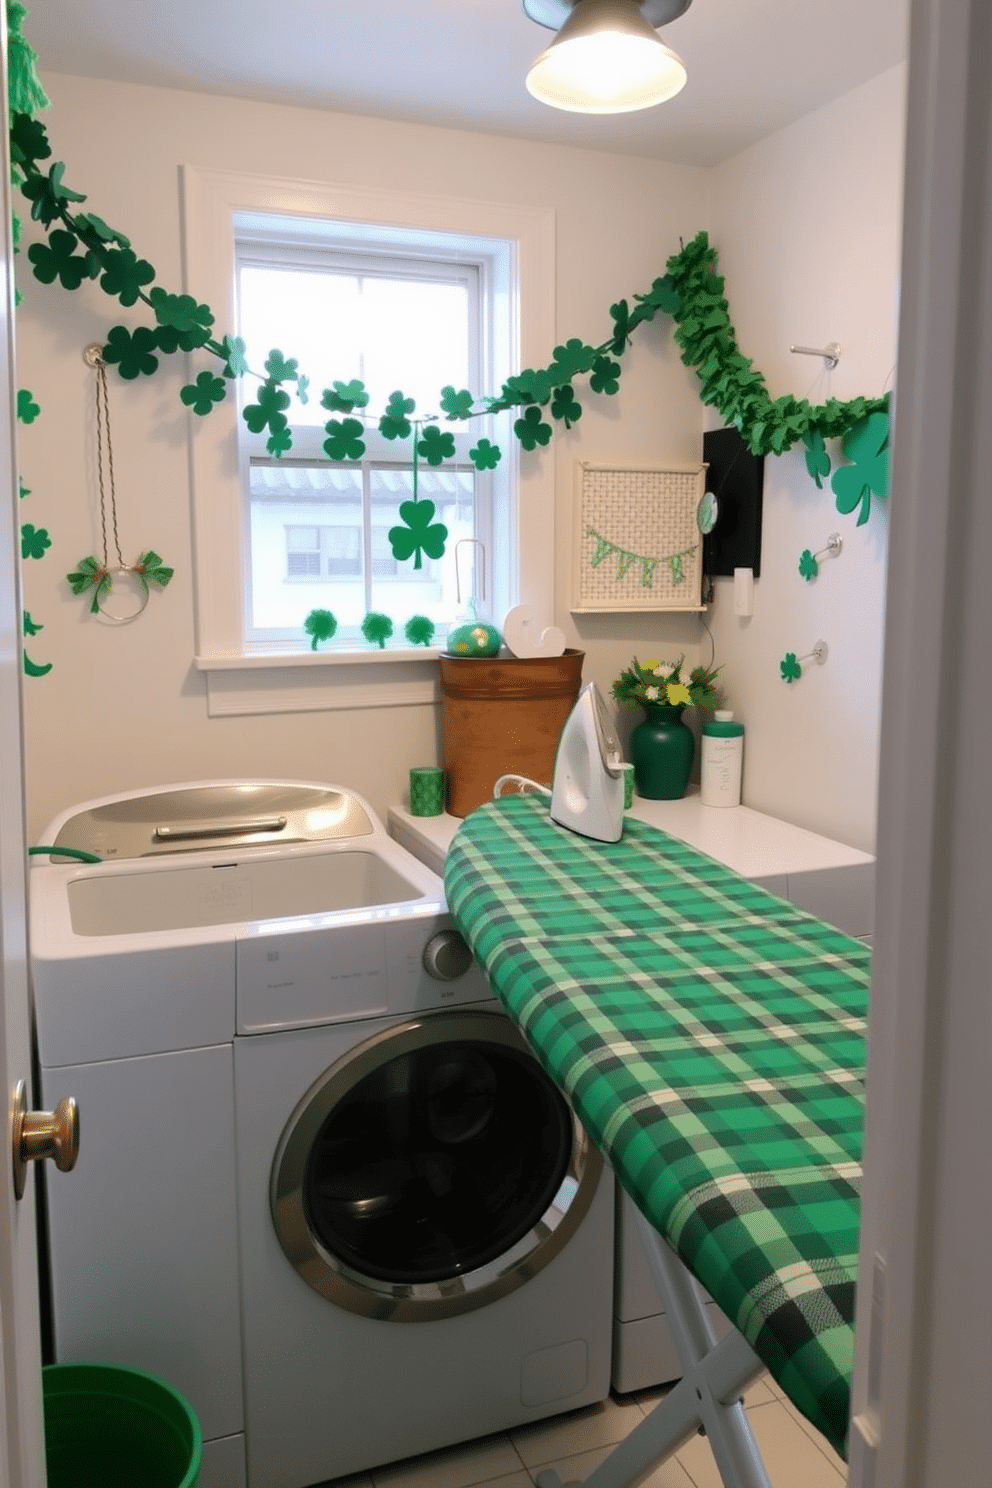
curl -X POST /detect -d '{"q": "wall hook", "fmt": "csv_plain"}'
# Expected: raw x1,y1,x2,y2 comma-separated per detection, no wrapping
790,342,841,369
798,533,842,581
779,640,828,684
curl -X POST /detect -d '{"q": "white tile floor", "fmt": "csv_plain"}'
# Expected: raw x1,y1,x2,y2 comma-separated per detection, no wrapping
332,1377,847,1488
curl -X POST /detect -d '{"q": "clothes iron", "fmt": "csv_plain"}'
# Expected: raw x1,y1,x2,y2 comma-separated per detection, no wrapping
550,682,625,842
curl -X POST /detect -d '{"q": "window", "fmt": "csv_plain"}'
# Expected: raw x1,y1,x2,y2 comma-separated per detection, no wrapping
236,220,504,651
181,169,554,712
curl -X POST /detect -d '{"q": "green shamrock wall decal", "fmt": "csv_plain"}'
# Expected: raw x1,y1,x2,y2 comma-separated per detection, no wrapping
780,652,802,683
361,611,394,649
323,417,366,461
831,410,890,526
21,522,50,559
379,391,415,441
22,610,43,636
16,388,39,423
180,370,227,416
303,608,338,650
798,549,819,581
469,438,501,471
321,379,369,413
388,500,448,569
417,425,456,466
440,386,474,420
102,324,159,379
514,405,552,450
404,614,436,647
23,650,52,677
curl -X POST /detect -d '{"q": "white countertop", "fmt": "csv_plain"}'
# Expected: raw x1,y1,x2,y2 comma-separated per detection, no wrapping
388,789,875,940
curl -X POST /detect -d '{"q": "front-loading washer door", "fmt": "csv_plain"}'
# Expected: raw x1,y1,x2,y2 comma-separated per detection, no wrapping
271,1009,602,1321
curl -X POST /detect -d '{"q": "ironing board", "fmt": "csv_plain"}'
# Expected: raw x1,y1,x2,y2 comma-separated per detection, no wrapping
444,797,869,1487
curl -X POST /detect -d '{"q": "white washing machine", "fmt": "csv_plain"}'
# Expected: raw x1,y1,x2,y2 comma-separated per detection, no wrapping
30,782,613,1488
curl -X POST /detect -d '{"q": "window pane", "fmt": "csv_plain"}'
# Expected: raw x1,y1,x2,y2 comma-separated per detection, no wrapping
249,464,365,632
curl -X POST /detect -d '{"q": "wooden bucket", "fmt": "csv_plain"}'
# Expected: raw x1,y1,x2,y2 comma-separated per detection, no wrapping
440,650,584,818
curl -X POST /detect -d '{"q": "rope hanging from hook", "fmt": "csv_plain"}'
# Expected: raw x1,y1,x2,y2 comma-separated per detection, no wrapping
66,345,175,620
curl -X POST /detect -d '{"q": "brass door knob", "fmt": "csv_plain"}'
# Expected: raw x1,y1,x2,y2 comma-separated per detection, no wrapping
11,1080,79,1200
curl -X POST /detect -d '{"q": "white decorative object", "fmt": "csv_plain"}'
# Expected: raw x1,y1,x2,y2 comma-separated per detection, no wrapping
501,605,567,659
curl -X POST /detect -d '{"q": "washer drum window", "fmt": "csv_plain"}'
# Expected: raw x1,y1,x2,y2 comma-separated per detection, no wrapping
271,1009,603,1321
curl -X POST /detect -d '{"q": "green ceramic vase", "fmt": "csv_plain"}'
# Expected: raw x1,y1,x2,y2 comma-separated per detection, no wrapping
630,704,694,800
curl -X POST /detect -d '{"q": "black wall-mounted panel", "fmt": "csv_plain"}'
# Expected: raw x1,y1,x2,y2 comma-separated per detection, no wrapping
702,427,764,577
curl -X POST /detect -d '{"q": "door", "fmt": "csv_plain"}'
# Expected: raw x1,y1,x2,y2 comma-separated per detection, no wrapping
0,4,46,1483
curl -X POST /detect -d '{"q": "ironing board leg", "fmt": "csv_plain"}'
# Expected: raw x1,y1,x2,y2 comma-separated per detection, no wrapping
536,1213,773,1488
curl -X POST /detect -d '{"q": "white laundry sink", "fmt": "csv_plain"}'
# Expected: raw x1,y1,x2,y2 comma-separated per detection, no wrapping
66,849,425,936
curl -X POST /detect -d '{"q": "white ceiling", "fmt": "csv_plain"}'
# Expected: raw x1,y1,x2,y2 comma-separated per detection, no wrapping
23,0,909,167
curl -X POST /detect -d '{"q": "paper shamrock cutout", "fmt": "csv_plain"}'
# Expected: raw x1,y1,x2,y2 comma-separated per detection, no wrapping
362,612,394,649
243,380,291,437
221,335,249,379
550,339,597,381
514,405,552,450
469,438,501,471
180,371,227,416
264,349,298,383
803,427,831,489
323,417,366,461
589,355,621,396
388,500,448,569
28,228,91,289
103,324,159,380
321,379,369,414
404,615,436,647
780,652,802,683
148,288,214,349
440,386,474,420
380,391,416,441
417,425,456,466
551,384,582,428
21,160,86,227
22,611,43,637
267,426,292,456
99,248,155,307
304,609,338,650
831,411,890,526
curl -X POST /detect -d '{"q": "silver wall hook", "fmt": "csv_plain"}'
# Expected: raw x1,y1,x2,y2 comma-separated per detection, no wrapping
790,342,841,369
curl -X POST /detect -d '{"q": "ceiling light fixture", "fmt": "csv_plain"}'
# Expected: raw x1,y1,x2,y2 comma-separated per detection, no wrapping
522,0,691,115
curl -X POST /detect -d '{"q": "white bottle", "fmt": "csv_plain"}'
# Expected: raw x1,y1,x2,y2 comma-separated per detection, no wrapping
700,711,744,807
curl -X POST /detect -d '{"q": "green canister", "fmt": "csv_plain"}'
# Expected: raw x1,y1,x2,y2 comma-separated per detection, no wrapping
700,711,744,807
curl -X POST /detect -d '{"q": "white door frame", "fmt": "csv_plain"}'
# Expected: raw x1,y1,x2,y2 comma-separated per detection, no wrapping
0,2,47,1482
849,0,992,1484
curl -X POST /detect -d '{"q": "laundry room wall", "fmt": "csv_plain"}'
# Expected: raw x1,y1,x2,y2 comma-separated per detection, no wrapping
705,65,907,853
16,72,711,841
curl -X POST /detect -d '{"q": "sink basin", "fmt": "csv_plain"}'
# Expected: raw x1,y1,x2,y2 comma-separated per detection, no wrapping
67,850,426,936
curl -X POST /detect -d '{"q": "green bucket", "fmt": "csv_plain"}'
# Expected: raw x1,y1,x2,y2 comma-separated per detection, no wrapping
43,1363,203,1488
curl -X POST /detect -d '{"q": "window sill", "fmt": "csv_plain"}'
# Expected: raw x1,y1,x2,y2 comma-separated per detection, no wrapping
194,648,442,717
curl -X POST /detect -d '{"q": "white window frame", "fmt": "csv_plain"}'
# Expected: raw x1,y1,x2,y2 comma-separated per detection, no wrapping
181,166,555,716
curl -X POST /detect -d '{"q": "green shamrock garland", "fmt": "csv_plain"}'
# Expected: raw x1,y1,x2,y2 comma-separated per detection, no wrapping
9,0,893,621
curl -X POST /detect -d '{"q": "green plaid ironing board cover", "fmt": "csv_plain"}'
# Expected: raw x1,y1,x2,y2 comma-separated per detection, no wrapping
444,797,869,1459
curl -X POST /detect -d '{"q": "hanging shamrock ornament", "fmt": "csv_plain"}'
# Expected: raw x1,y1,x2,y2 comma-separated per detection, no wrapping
831,410,890,526
67,344,174,620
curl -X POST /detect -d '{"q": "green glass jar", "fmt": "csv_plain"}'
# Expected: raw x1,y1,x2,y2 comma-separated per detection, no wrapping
630,704,694,800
